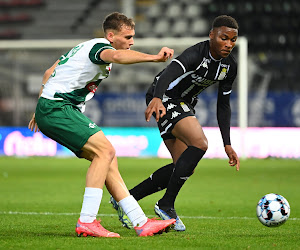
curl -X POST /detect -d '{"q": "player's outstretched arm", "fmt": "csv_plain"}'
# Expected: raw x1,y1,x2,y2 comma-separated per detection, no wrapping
100,47,174,64
225,145,240,171
145,97,166,122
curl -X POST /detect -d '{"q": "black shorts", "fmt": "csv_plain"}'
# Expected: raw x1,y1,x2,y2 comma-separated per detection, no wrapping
146,95,195,140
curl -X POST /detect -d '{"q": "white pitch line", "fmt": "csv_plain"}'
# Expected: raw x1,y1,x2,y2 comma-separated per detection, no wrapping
181,215,300,221
0,211,299,221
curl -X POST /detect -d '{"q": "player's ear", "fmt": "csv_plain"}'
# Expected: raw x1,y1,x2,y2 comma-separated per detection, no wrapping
106,31,115,43
209,29,214,39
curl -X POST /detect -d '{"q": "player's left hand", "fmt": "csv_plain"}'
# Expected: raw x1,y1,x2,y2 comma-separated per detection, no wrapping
28,113,40,133
225,145,240,171
145,97,166,122
155,47,174,62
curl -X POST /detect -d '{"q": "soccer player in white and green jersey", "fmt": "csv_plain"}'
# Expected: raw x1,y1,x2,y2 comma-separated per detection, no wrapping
28,12,175,238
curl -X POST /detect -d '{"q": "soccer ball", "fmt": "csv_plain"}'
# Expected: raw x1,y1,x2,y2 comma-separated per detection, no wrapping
256,193,290,227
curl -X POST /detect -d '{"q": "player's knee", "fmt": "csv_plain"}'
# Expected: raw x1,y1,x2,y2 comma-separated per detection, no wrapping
93,143,116,163
191,137,208,151
103,146,116,162
201,138,208,151
107,147,116,162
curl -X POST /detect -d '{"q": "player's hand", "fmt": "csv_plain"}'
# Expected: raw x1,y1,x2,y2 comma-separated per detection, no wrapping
28,113,40,133
225,145,240,171
145,97,166,122
154,47,174,62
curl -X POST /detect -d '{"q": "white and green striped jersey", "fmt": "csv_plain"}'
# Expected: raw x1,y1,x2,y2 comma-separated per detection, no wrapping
41,38,115,112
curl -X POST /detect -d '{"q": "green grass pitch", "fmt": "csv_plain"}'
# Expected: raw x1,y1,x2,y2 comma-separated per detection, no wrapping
0,157,299,249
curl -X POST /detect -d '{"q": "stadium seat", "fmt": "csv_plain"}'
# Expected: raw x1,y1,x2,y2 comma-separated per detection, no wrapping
0,13,32,24
152,18,170,37
165,3,182,19
0,29,21,39
185,4,202,18
171,19,189,37
146,4,162,20
190,18,209,37
135,20,152,38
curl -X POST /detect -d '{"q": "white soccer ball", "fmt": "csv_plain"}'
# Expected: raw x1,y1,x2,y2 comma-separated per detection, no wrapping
256,193,290,227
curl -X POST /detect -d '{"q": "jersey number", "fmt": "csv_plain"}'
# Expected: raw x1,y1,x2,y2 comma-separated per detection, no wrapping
58,44,84,65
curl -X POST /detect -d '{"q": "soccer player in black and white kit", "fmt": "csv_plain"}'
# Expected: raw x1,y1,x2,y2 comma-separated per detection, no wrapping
111,15,240,231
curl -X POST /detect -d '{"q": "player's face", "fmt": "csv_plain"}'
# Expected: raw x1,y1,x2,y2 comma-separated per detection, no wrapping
109,25,135,50
209,26,238,60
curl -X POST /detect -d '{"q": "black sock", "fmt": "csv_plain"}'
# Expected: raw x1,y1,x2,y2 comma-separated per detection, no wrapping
158,146,206,209
129,163,175,201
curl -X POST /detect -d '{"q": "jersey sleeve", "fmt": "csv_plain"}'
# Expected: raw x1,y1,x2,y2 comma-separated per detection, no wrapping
89,43,115,64
59,51,68,61
216,63,237,146
220,62,237,92
153,61,185,99
217,84,231,146
153,43,204,99
174,43,204,72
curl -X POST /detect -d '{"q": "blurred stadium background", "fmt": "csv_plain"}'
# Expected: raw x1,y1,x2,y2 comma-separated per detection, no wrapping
0,0,300,158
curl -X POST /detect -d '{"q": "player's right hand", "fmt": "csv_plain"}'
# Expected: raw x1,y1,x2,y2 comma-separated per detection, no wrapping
155,47,174,62
28,113,40,133
145,97,166,122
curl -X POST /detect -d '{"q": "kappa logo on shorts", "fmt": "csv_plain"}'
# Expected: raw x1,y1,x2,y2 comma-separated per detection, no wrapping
171,111,181,119
89,123,96,128
162,95,171,103
167,103,176,111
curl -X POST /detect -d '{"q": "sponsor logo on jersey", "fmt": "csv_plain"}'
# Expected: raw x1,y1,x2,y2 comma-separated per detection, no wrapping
167,103,176,111
86,82,98,93
191,74,217,87
89,123,96,128
180,102,190,112
171,111,181,119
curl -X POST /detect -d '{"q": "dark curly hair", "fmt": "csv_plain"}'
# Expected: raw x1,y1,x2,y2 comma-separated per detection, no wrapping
212,15,239,30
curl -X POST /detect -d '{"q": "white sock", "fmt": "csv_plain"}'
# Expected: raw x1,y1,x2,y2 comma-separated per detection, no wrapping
79,187,103,223
118,195,148,227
